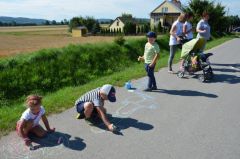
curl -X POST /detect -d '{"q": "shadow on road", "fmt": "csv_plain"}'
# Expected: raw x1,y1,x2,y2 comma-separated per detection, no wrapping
90,115,154,135
211,63,240,73
29,131,86,151
210,74,240,84
211,63,240,68
151,89,218,98
213,68,239,73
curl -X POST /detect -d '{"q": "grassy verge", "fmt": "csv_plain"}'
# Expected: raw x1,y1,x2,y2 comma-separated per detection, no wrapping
0,35,236,137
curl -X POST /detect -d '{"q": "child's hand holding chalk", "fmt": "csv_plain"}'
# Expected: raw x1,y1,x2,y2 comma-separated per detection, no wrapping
29,143,35,150
138,56,144,62
108,124,118,132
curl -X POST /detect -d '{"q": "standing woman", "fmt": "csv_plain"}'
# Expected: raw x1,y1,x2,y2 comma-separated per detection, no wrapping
183,12,194,41
196,11,211,52
168,13,186,73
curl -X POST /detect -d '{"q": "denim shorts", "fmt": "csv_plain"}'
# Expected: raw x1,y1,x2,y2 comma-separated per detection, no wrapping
76,101,85,114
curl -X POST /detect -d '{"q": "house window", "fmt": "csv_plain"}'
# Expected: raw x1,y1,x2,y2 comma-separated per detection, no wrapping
117,21,119,26
162,7,168,13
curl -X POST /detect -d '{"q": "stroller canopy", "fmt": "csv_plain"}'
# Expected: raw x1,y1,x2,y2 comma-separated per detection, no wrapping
181,38,205,59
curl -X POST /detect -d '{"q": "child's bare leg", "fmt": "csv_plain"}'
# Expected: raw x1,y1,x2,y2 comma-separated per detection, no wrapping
30,125,47,138
96,107,107,118
84,102,94,118
16,120,34,137
16,120,34,146
24,120,34,134
180,59,184,70
102,107,107,114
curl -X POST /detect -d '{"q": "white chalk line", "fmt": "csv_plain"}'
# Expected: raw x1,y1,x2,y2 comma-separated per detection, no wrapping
0,133,71,159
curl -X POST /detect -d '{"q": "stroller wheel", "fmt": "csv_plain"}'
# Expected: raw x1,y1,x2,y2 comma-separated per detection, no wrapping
206,71,214,80
198,74,205,82
177,71,184,78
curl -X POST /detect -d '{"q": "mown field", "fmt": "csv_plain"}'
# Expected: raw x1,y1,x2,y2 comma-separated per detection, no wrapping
0,25,143,57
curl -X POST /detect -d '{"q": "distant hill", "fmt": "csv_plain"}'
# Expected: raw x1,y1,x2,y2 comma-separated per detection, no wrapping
0,16,48,25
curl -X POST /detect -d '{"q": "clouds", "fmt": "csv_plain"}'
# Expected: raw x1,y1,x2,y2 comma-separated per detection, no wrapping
0,0,239,21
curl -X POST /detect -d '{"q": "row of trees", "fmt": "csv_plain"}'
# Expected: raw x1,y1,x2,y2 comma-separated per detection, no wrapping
100,23,150,36
0,21,37,26
68,16,101,34
44,19,69,25
0,19,69,27
68,13,151,35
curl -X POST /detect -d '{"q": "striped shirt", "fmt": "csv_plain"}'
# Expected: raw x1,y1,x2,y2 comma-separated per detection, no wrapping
75,88,103,107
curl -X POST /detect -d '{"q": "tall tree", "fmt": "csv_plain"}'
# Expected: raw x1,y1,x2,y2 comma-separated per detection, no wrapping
123,21,136,35
121,13,133,19
68,17,84,32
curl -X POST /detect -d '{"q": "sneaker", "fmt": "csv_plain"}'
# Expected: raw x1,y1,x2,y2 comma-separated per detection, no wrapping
151,86,158,90
76,113,81,119
143,88,152,92
168,70,174,74
76,113,85,119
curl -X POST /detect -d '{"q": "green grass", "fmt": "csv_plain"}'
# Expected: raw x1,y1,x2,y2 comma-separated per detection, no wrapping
0,35,236,137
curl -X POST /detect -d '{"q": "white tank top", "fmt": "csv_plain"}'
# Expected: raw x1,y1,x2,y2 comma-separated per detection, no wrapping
169,20,184,45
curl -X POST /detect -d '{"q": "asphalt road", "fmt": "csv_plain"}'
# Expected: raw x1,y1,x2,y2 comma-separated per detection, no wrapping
0,38,239,159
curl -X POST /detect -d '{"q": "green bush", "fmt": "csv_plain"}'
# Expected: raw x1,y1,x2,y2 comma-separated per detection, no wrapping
114,35,126,46
0,38,148,101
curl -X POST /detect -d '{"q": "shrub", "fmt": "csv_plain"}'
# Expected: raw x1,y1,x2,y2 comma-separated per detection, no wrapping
0,38,148,100
114,35,126,46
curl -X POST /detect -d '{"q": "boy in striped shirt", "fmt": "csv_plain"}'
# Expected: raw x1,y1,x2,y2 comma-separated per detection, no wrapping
75,84,116,132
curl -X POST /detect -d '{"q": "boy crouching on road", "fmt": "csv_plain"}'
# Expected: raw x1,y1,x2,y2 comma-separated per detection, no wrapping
75,84,117,132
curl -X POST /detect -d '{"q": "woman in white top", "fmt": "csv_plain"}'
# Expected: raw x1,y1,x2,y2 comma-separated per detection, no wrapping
183,12,194,41
179,12,194,70
168,13,186,73
196,11,211,52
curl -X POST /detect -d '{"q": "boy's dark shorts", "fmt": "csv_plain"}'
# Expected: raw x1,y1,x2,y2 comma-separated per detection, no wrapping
76,101,98,119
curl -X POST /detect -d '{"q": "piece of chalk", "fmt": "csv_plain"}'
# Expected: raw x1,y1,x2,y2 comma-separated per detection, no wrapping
29,143,34,150
57,137,62,144
112,124,118,132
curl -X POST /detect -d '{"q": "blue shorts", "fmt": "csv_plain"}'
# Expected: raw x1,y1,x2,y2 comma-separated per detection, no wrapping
76,101,85,114
76,102,98,118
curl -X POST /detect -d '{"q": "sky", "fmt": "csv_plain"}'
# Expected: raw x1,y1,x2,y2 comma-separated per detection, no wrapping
0,0,239,21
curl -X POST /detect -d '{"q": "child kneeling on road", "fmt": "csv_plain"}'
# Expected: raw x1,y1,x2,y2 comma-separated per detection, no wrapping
16,95,55,147
75,84,117,132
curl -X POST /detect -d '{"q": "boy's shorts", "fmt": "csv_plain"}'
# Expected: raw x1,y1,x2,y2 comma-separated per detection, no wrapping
76,101,86,119
76,101,98,119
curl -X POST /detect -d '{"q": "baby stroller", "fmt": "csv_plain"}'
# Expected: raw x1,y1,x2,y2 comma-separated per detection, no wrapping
177,38,214,82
